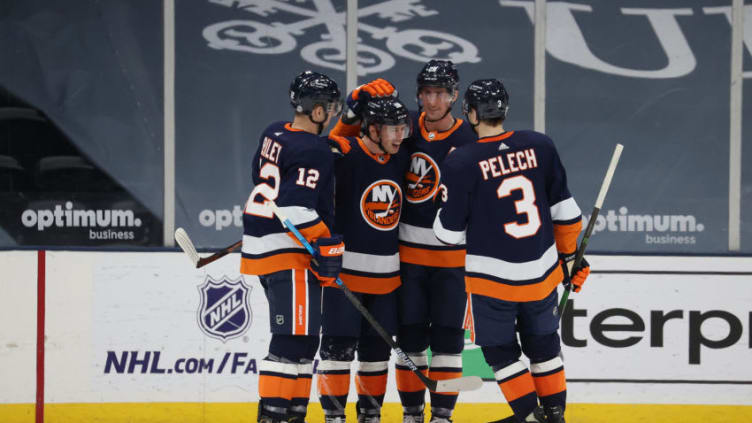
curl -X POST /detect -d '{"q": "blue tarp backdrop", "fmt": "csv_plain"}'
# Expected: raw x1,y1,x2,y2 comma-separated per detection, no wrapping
1,0,750,253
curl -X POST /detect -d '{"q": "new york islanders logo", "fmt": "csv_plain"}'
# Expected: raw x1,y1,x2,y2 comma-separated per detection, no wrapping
360,179,402,231
406,152,440,203
197,275,252,342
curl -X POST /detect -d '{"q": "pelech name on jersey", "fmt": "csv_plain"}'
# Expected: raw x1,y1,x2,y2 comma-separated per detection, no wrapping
260,136,283,164
478,148,538,181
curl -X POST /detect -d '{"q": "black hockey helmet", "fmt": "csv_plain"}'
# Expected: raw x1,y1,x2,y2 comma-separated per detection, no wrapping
289,70,342,115
462,78,509,121
362,97,411,138
417,59,459,92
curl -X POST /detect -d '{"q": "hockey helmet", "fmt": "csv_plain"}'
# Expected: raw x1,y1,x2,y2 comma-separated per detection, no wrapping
289,70,342,115
462,78,509,121
417,60,459,92
362,97,412,139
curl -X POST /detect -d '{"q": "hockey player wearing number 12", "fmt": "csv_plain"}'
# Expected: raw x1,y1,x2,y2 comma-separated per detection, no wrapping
316,82,411,423
395,60,476,423
433,79,591,423
240,71,346,423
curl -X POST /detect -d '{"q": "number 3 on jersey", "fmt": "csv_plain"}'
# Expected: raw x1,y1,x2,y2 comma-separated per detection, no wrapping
246,163,280,218
498,175,541,238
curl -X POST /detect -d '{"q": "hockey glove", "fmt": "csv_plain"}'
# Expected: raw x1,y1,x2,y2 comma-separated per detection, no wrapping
343,78,397,123
310,235,345,287
560,253,590,293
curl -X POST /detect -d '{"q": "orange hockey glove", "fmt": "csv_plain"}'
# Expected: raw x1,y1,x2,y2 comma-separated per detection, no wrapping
310,235,345,288
343,78,397,122
560,254,590,293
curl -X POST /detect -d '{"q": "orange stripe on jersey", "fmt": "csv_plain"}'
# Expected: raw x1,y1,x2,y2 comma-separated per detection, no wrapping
418,113,465,141
533,369,567,397
499,372,535,402
553,220,582,255
339,273,400,294
292,375,313,399
284,122,304,132
399,244,465,268
293,269,307,335
317,373,350,397
241,252,310,276
259,374,296,400
477,131,514,143
296,220,332,244
396,368,428,392
330,121,360,138
355,373,388,396
466,264,563,302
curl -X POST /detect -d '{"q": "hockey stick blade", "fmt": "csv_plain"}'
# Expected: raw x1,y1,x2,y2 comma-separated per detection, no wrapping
175,227,199,267
435,375,484,392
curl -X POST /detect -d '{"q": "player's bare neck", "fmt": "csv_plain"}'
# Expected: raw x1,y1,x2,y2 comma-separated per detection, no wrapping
423,112,455,133
476,122,505,139
291,115,319,134
362,135,386,156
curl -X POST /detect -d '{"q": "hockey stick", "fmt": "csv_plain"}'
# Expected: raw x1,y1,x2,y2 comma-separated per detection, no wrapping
558,143,623,321
174,227,241,268
269,201,483,393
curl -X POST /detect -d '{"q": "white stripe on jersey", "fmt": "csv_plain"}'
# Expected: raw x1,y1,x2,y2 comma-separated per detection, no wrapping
430,353,462,369
550,197,581,222
343,251,400,274
433,209,466,245
466,243,558,281
242,233,304,255
399,222,465,247
358,361,389,372
395,349,429,367
279,205,322,227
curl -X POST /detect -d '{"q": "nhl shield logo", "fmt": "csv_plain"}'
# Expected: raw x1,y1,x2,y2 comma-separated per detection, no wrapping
197,275,252,342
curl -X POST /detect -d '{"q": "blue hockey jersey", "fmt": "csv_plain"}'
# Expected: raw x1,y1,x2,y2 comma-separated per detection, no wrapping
329,134,410,294
399,111,475,268
241,121,335,276
433,130,582,302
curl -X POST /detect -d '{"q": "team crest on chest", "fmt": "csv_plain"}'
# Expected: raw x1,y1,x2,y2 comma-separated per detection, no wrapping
360,179,402,231
406,152,440,204
197,275,252,342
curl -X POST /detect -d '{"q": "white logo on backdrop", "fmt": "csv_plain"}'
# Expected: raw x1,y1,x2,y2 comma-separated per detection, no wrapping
500,1,752,79
203,0,481,75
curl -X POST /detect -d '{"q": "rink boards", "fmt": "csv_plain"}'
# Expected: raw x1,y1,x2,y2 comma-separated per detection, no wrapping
1,250,751,422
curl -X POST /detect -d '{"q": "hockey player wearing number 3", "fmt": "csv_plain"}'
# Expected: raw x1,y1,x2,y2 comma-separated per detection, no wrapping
240,71,346,423
316,80,411,423
396,60,476,423
433,79,590,423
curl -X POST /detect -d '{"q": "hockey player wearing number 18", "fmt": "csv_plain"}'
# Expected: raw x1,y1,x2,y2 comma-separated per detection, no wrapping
433,79,591,423
317,87,411,423
396,60,476,423
240,71,346,423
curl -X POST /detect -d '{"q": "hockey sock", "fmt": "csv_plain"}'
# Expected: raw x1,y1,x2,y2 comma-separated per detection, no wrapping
289,359,314,419
530,356,566,410
258,356,297,420
318,336,357,417
395,348,429,413
520,333,566,411
356,336,391,415
428,326,464,418
493,360,538,420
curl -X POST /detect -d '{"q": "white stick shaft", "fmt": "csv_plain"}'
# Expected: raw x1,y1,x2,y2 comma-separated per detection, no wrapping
594,144,623,208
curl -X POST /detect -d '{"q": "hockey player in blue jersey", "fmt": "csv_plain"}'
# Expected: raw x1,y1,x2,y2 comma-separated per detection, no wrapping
433,79,590,423
316,83,411,423
241,70,346,423
396,60,476,423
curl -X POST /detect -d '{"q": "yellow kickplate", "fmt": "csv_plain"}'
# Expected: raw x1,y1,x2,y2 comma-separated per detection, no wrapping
1,402,750,423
